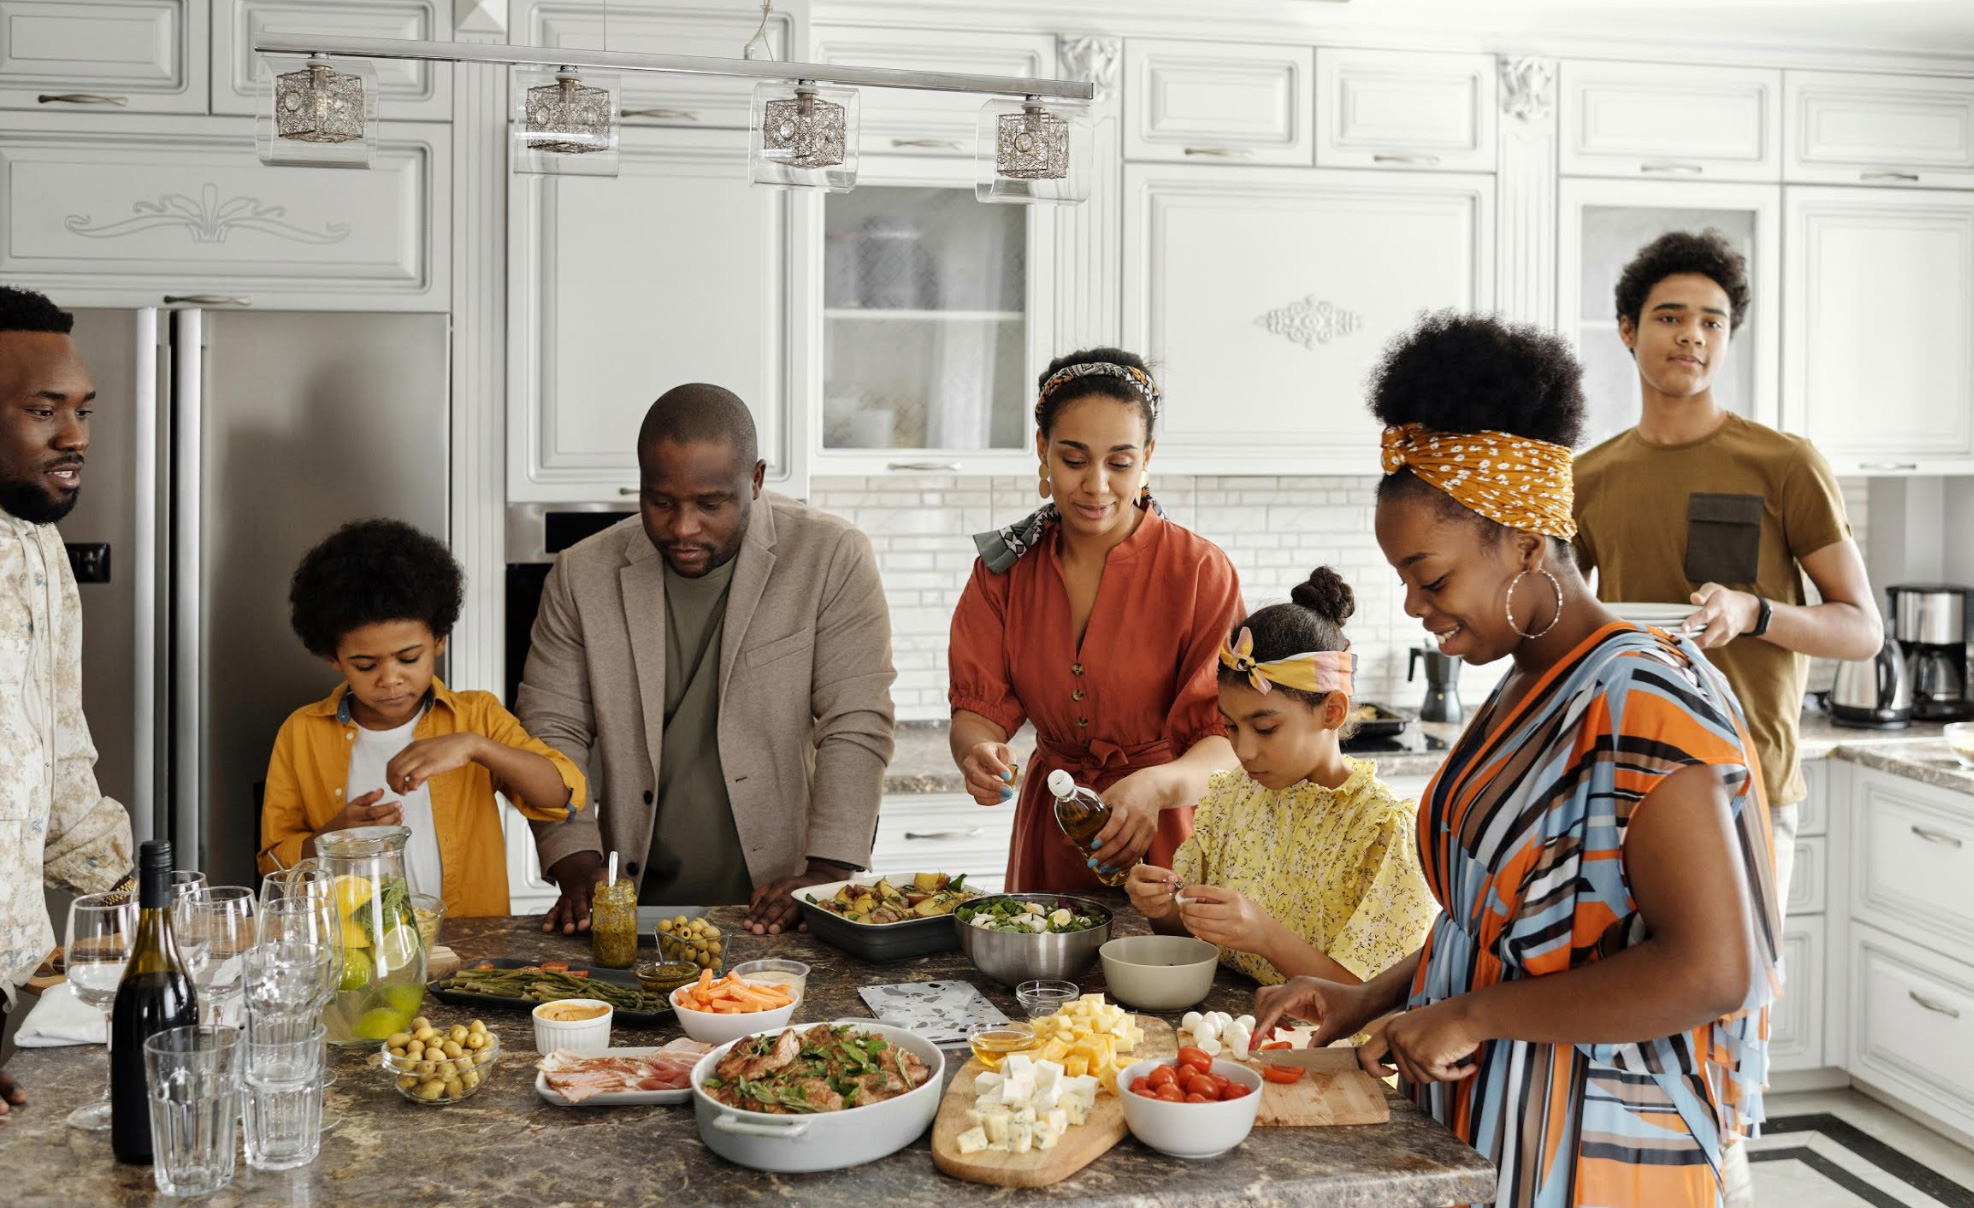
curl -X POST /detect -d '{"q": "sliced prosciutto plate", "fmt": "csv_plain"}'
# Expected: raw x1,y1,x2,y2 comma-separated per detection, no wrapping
534,1040,711,1107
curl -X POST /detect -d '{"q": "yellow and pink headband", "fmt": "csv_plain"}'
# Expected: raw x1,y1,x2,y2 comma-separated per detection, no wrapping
1379,422,1578,540
1219,627,1355,697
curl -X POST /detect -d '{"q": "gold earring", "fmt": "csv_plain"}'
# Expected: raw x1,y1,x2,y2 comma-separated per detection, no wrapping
1038,462,1052,500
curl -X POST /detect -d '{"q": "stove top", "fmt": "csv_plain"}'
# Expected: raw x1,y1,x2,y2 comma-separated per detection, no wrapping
1341,729,1449,755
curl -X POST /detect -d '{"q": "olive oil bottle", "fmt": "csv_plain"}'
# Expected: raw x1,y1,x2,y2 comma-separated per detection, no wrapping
111,840,199,1164
1047,770,1128,887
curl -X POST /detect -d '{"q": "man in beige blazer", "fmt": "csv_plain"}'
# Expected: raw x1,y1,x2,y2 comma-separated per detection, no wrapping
518,384,895,935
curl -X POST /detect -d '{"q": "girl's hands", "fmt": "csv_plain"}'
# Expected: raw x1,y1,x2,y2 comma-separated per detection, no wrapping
1175,884,1280,957
1125,864,1182,921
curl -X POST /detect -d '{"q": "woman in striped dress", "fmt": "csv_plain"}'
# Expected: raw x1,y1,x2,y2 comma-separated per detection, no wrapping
1255,313,1781,1208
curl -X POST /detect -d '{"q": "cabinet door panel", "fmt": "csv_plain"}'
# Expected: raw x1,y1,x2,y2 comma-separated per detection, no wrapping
1849,766,1974,965
1561,61,1780,181
1125,39,1312,166
1787,71,1974,188
530,2,797,130
1771,916,1825,1072
1849,923,1974,1137
812,25,1055,157
0,0,204,113
1124,166,1492,475
1317,48,1495,172
215,0,449,119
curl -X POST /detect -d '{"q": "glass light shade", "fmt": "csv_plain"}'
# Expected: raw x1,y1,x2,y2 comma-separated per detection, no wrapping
976,97,1092,204
750,81,858,192
255,54,377,169
511,67,620,178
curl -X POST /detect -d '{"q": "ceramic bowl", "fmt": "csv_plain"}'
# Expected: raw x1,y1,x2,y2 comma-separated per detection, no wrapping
670,987,798,1047
1097,935,1218,1011
530,998,612,1056
1118,1057,1263,1159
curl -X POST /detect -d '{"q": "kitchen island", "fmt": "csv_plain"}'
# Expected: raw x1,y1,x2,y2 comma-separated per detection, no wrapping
4,905,1495,1208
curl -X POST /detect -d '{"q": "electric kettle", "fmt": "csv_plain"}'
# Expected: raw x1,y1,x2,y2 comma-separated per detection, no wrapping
1829,635,1913,730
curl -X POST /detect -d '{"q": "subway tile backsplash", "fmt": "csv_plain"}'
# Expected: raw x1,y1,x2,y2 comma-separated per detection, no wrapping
811,475,1871,723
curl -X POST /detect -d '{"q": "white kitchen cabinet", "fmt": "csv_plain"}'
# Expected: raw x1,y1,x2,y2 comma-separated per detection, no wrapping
869,793,1015,893
1124,39,1313,166
1784,187,1974,474
1798,755,1831,836
1556,178,1780,450
525,0,800,130
1848,922,1974,1141
1315,48,1496,173
0,0,207,114
0,112,449,310
811,25,1056,158
1786,70,1974,189
1123,164,1493,475
503,803,559,916
508,125,809,503
213,0,449,120
1772,915,1826,1072
1560,61,1781,182
1848,764,1974,966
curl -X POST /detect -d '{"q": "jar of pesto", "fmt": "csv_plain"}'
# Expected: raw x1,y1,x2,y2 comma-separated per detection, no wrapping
589,877,639,969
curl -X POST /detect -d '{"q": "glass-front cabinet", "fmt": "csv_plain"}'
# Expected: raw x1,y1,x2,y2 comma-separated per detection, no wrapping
1557,178,1781,452
813,156,1056,474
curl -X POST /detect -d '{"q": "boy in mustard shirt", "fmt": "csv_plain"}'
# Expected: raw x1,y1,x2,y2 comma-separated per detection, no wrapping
259,519,585,916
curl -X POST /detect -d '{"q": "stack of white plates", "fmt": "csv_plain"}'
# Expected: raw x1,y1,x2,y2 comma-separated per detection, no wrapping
1608,601,1696,630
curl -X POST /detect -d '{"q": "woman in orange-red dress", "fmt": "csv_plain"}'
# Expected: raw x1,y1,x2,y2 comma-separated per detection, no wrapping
947,350,1243,894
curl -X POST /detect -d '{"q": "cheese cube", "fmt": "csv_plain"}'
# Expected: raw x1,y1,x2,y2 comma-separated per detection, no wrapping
1001,1072,1034,1107
1031,1086,1060,1114
983,1111,1012,1144
1038,1039,1073,1065
1013,1106,1036,1125
1079,992,1106,1007
1002,1054,1033,1077
1063,1098,1088,1126
1009,1122,1034,1155
965,1109,988,1129
1035,1124,1061,1151
956,1126,990,1155
1046,1107,1070,1134
975,1072,1004,1094
1061,1075,1099,1108
1064,1055,1089,1078
1033,1061,1061,1093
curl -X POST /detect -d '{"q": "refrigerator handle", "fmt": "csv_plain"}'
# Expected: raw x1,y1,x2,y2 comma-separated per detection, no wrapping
132,308,159,842
171,308,203,867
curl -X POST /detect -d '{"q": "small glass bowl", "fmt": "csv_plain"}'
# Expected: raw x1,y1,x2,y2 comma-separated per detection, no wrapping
1945,722,1974,770
966,1019,1039,1071
728,958,810,1003
409,894,446,957
381,1028,498,1106
633,960,702,999
1016,978,1080,1019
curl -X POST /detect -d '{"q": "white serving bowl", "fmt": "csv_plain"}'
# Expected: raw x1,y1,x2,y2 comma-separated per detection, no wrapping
530,999,612,1056
1118,1057,1264,1159
1098,934,1219,1011
670,986,798,1047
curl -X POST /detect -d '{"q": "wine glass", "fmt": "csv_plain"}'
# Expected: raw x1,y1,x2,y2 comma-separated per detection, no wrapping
259,858,327,910
170,870,208,904
175,886,255,1027
64,892,136,1130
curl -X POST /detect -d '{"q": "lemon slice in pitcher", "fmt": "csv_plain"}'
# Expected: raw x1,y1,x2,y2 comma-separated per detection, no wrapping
333,874,374,918
375,924,421,975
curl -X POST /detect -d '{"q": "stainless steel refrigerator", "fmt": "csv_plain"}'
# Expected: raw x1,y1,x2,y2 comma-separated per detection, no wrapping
58,307,450,887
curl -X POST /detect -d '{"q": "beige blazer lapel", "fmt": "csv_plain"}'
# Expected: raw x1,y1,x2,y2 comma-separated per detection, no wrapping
718,496,779,701
618,538,669,789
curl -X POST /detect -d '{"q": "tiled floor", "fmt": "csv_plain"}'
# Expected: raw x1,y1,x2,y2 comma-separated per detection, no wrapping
1751,1091,1974,1207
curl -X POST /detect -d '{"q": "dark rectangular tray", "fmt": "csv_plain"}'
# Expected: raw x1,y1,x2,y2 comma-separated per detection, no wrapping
427,957,673,1027
795,898,962,963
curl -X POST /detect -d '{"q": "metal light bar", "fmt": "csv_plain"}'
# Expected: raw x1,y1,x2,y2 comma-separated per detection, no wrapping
253,34,1093,101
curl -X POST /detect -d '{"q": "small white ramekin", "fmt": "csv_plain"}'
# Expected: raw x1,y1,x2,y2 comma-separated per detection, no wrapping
531,998,613,1055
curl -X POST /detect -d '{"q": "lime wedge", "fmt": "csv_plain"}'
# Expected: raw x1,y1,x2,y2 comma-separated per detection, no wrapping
382,982,425,1019
375,924,420,975
338,948,373,992
353,1007,406,1042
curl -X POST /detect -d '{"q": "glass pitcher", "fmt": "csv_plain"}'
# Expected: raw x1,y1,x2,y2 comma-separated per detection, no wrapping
313,826,426,1047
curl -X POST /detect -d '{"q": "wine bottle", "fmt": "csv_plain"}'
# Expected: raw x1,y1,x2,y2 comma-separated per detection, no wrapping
1048,769,1129,887
110,839,199,1164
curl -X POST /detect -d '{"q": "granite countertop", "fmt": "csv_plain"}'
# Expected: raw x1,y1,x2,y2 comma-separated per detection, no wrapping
5,905,1496,1208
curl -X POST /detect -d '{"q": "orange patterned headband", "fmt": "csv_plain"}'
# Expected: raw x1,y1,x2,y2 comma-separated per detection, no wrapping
1219,628,1355,697
1379,423,1577,540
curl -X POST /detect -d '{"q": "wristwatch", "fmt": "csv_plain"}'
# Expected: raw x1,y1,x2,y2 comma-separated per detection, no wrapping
1750,596,1774,638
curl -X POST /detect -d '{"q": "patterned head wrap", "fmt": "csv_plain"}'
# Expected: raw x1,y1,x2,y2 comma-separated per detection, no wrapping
1034,362,1162,427
1219,627,1355,697
1379,422,1577,540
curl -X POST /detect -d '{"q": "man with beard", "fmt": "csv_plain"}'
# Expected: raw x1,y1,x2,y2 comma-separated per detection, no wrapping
519,383,895,937
0,286,135,1116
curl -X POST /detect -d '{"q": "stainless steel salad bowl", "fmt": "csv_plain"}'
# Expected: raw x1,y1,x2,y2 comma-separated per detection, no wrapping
954,893,1112,988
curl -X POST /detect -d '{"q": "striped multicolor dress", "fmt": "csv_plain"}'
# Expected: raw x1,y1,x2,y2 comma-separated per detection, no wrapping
1409,623,1781,1208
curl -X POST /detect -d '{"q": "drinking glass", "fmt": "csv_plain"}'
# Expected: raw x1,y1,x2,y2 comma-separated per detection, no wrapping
259,859,329,910
243,943,334,1025
64,892,136,1130
242,1021,326,1172
175,887,255,1027
169,870,208,904
257,897,344,986
144,1025,242,1197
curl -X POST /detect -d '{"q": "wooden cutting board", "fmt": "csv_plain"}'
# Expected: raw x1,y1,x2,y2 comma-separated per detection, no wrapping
1245,1047,1389,1127
931,1016,1176,1188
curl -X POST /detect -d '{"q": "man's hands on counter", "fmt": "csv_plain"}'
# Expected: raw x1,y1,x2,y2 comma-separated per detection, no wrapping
0,1067,24,1116
541,850,609,934
746,860,855,936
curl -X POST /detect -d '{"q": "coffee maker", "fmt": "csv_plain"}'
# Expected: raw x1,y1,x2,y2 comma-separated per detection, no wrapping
1887,584,1973,722
1408,644,1463,724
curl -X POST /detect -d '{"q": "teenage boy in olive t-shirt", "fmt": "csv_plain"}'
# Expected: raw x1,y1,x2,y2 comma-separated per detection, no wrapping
1573,230,1883,914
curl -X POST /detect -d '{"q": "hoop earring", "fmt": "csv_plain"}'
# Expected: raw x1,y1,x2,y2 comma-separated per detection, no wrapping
1504,567,1564,640
1037,462,1052,500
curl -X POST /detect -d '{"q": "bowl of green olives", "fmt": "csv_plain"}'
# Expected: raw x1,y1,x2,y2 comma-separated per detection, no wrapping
381,1016,499,1105
655,913,723,972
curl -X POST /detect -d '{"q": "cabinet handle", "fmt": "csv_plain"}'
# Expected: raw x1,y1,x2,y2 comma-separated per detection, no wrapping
890,138,961,150
1373,153,1441,166
1861,171,1920,182
1183,146,1253,159
886,461,961,472
38,93,128,106
1910,990,1963,1019
620,108,700,120
1860,461,1919,472
903,828,987,840
616,487,640,497
1910,825,1964,848
1639,161,1703,175
163,295,251,306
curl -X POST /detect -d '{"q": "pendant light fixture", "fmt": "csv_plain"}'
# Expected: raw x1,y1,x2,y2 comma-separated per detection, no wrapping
749,79,858,191
976,96,1091,204
512,66,620,177
256,53,376,168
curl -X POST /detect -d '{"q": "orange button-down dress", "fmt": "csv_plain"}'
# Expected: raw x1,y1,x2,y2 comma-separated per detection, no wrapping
948,507,1243,893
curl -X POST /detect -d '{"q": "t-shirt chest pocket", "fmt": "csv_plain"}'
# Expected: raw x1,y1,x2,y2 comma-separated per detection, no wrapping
1683,493,1764,586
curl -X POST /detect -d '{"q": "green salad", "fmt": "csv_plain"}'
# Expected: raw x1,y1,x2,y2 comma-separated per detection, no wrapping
957,898,1102,934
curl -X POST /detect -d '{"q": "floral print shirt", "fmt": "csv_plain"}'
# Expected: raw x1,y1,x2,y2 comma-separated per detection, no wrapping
1172,758,1437,986
0,512,132,1006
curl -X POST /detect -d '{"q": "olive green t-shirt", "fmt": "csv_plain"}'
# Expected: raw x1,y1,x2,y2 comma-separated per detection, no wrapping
639,558,756,906
1572,413,1851,807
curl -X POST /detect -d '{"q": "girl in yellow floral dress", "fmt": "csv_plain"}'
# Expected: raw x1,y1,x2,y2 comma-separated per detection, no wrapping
1127,566,1438,987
